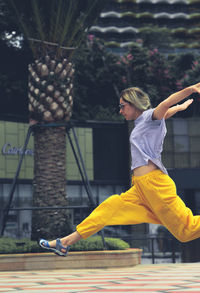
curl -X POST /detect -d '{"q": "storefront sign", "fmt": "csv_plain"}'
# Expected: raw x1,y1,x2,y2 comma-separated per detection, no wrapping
2,142,34,156
0,120,93,180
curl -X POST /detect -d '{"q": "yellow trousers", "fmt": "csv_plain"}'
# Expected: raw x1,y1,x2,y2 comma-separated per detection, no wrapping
76,170,200,242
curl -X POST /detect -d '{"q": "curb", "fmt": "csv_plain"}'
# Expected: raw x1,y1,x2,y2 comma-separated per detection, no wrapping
0,248,142,271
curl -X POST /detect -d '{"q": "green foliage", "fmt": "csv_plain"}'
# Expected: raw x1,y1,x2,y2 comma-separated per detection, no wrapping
146,49,177,105
72,38,126,121
0,237,18,254
0,237,42,254
0,236,130,254
177,58,200,116
5,0,108,58
103,237,130,250
179,60,200,86
71,236,130,251
118,45,178,107
163,52,200,117
89,105,123,121
1,34,200,120
1,14,200,120
168,53,196,81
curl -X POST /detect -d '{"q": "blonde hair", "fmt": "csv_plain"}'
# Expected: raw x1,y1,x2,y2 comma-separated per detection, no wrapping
120,87,152,111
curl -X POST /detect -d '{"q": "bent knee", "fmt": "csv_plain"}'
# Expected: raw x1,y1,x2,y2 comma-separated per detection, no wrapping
174,232,198,243
176,236,190,243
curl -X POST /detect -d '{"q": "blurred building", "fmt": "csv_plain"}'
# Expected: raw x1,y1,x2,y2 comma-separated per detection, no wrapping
0,119,129,239
90,0,200,52
1,117,200,240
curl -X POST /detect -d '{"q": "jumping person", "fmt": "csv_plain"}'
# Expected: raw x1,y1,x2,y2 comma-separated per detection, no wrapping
39,83,200,256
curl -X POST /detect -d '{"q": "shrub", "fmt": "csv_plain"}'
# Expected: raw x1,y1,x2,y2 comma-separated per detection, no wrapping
71,236,130,251
104,237,130,250
0,237,43,254
0,236,130,254
0,237,18,254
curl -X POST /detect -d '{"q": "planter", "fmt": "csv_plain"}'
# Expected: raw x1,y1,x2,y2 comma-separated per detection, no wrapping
0,248,142,271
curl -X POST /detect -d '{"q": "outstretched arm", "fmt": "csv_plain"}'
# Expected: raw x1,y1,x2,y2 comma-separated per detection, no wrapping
164,99,193,119
153,82,200,120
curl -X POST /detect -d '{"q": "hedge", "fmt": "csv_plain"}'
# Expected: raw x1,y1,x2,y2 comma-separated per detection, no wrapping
0,236,130,254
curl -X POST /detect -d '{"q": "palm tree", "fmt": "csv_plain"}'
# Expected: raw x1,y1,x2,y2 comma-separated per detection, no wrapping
6,0,107,240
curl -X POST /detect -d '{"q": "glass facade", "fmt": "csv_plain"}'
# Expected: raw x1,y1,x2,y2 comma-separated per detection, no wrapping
163,118,200,169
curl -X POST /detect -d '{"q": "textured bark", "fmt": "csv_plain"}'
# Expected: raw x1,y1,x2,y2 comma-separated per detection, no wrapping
28,52,74,240
28,56,74,123
31,126,71,240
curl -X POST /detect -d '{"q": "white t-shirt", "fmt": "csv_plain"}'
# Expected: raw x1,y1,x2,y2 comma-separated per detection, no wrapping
130,108,168,174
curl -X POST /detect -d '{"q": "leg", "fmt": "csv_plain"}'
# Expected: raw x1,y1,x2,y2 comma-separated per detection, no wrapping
135,170,200,242
42,184,161,252
39,231,82,256
48,231,82,247
76,185,161,239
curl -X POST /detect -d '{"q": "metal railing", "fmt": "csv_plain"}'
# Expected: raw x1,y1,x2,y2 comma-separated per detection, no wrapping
120,235,181,264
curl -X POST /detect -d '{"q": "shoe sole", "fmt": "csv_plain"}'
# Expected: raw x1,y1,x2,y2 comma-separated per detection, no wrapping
39,240,67,257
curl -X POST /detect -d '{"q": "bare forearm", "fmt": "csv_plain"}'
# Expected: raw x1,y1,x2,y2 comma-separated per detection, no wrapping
165,87,194,108
153,83,200,120
164,99,194,119
164,105,180,119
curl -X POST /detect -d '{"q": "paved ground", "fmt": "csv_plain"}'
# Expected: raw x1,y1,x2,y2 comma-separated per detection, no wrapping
1,263,200,292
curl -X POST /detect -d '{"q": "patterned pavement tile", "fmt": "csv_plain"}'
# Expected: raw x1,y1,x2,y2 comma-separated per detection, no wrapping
1,263,200,292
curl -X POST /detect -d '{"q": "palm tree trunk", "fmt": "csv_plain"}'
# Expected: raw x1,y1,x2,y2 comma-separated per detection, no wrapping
31,126,72,240
6,0,108,241
28,50,74,241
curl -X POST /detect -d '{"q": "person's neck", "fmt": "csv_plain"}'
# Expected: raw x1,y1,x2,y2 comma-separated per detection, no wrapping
134,109,143,120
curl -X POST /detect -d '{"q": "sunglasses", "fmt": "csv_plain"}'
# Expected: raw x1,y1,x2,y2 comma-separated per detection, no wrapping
119,103,128,110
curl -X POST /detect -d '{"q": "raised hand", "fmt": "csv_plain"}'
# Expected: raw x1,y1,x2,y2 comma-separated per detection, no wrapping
178,99,194,111
190,82,200,94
